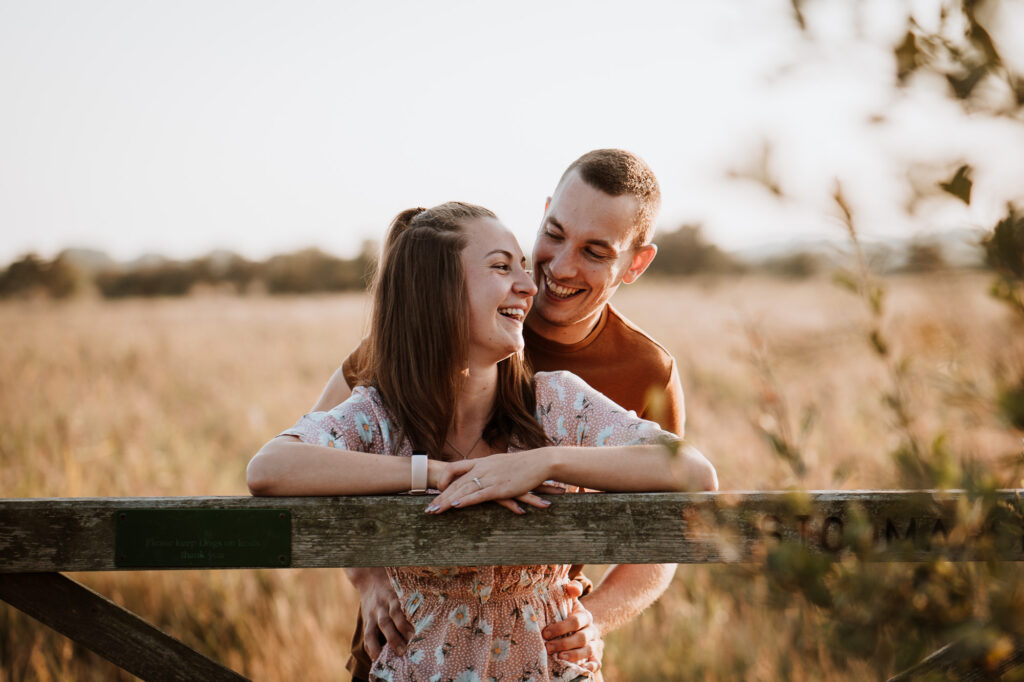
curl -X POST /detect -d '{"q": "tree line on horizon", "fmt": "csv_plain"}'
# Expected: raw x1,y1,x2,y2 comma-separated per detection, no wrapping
0,224,987,300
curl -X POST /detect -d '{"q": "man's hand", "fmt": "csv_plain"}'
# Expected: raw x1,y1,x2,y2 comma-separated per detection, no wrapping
347,567,414,660
543,581,604,674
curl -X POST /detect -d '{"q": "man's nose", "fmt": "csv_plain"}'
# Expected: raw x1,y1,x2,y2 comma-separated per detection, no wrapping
547,246,577,280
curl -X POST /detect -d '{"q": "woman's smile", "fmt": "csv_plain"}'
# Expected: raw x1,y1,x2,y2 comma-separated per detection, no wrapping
460,216,537,364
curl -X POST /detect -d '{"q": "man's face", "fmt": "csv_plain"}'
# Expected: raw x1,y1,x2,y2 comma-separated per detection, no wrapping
529,169,655,343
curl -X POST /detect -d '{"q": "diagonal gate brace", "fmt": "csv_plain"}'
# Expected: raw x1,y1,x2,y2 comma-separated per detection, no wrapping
0,572,248,682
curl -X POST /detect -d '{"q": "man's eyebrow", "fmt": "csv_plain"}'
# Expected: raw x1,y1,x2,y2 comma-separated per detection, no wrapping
587,238,616,251
545,216,617,251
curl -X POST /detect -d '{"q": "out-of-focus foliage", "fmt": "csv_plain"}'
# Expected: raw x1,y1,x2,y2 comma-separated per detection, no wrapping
939,164,974,205
746,156,1024,677
758,251,824,279
902,239,948,273
885,1,1024,113
982,205,1024,431
648,224,746,277
262,248,374,295
0,253,82,299
982,206,1024,319
0,244,378,299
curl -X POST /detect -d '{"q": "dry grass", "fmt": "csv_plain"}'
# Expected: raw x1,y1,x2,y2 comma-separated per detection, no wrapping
2,273,1021,681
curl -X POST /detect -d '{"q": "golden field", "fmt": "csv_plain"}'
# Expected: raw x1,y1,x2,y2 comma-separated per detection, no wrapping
2,272,1022,681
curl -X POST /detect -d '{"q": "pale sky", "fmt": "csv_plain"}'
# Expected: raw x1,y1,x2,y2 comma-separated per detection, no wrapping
2,0,1023,265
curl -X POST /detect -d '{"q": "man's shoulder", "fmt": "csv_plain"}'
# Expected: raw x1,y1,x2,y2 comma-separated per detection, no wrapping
600,305,676,369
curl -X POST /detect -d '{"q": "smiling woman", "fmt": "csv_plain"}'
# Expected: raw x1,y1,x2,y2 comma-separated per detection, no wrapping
245,201,717,681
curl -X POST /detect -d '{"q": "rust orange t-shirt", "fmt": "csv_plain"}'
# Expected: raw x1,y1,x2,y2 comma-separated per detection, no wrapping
521,304,685,438
340,303,685,680
343,304,685,436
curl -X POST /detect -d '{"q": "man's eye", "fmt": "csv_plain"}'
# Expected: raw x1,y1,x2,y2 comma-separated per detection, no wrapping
586,249,612,261
545,231,563,241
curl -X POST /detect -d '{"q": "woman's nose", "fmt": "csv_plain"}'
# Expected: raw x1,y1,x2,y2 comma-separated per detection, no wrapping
516,267,538,296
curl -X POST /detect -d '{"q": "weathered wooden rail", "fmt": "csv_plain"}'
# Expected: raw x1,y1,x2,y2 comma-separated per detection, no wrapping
2,490,1023,681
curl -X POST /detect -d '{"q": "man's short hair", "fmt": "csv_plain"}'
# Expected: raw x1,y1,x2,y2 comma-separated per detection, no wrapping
557,149,662,247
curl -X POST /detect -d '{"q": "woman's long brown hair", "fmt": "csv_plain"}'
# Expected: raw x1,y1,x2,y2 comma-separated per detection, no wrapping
364,202,549,458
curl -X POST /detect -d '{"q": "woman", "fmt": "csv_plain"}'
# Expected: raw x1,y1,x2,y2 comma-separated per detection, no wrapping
247,202,717,681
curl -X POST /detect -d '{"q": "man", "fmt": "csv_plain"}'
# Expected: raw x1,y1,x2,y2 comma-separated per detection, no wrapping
312,149,688,680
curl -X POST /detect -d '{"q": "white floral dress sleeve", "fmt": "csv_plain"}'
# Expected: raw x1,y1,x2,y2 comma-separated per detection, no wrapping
534,370,680,447
277,385,399,455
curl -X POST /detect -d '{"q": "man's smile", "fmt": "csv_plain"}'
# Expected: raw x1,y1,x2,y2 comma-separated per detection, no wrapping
543,272,584,300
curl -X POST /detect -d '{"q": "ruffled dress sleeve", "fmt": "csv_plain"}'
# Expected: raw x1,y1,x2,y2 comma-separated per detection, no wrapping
277,386,400,455
534,370,679,448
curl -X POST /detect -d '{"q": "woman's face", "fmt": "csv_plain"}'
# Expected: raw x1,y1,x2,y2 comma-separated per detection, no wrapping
460,217,538,367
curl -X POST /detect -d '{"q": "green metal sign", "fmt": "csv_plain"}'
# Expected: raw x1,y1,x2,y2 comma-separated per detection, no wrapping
115,508,291,568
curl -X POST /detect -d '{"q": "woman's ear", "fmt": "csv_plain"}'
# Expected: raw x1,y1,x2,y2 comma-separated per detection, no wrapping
621,244,658,284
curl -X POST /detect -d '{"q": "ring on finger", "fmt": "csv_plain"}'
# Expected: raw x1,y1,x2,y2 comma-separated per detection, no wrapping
472,477,483,488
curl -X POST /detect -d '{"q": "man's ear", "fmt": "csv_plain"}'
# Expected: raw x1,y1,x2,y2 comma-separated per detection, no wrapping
621,244,658,284
544,196,552,213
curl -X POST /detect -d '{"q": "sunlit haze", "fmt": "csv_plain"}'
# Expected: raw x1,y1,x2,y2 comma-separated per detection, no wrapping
2,0,1023,264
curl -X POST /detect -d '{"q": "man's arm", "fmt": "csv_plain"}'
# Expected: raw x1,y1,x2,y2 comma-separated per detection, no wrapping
542,563,676,671
311,364,353,412
583,562,676,634
544,364,688,671
311,339,369,412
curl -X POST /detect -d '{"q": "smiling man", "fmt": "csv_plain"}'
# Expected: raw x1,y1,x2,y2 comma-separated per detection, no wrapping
525,150,684,430
309,149,689,681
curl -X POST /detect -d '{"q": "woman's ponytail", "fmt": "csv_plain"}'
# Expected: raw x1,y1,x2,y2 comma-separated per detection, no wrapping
385,207,428,251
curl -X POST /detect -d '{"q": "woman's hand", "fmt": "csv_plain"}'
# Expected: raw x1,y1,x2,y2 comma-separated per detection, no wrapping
544,581,604,674
425,449,557,514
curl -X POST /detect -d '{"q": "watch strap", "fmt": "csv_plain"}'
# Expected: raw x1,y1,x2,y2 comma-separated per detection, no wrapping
410,451,428,494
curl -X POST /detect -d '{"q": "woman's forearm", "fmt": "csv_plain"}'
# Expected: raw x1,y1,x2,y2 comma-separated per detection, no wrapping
546,443,718,493
428,443,718,514
246,437,445,496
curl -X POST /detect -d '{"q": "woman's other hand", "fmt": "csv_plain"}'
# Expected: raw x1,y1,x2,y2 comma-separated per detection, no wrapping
544,580,604,675
426,451,555,514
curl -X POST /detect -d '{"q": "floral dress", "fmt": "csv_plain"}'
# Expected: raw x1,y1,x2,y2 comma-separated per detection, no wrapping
281,370,676,682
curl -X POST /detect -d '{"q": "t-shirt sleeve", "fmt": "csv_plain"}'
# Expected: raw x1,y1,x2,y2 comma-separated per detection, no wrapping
636,358,686,439
662,360,686,438
535,371,678,447
278,387,392,453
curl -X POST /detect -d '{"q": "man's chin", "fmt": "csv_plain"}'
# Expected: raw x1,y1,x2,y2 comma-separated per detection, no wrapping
530,303,586,329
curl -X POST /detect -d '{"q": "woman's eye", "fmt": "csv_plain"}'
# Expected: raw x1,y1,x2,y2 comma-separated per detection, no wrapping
493,263,511,272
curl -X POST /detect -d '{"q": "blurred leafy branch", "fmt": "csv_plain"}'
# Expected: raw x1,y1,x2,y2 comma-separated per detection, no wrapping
750,182,1024,680
794,0,1024,115
747,2,1024,677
